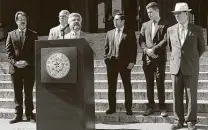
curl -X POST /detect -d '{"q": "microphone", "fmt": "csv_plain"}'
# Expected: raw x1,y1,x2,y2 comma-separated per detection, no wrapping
60,24,69,32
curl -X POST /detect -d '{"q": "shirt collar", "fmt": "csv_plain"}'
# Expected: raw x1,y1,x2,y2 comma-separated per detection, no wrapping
18,28,26,33
179,21,188,29
116,26,124,32
152,17,160,24
71,30,81,35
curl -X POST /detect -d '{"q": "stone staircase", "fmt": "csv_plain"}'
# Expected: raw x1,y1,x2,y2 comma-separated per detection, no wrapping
0,51,208,125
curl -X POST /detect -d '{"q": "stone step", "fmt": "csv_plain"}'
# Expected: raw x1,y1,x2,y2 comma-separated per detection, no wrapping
0,89,36,98
1,89,208,100
1,65,208,74
1,57,208,70
0,98,207,113
94,80,208,90
95,111,208,125
1,80,208,90
94,89,208,100
94,100,208,113
0,108,207,125
94,72,208,80
1,72,208,81
94,58,208,66
94,65,208,73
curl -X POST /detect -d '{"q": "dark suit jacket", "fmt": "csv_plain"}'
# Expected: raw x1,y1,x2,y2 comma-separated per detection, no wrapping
139,19,168,62
104,27,137,68
167,23,206,75
5,29,38,74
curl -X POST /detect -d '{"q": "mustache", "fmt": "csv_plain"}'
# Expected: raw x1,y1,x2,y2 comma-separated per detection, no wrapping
72,22,81,27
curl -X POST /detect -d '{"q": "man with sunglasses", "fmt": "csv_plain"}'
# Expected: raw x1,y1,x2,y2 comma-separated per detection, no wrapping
48,10,70,40
167,2,206,130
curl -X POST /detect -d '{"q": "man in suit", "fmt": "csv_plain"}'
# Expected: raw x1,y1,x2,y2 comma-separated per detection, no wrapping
167,3,206,130
139,2,168,117
65,13,84,39
48,10,70,40
5,11,38,124
104,13,137,115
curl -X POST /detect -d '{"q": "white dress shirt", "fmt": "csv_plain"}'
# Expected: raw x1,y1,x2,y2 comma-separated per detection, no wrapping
178,21,188,46
114,26,124,57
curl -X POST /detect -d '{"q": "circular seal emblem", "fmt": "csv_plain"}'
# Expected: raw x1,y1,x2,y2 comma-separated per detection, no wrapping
46,53,70,79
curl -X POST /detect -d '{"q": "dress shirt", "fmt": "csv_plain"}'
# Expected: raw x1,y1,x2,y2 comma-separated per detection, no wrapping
178,21,188,46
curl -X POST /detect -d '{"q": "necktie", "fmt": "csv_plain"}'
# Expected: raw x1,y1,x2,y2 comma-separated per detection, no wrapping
20,31,25,46
180,25,185,45
114,29,120,58
152,21,156,40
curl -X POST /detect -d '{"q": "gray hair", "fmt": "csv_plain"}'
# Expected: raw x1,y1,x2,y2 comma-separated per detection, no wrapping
15,11,27,22
59,10,70,17
68,13,82,23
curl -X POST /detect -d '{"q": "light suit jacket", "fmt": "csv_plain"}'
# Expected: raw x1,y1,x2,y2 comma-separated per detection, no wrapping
48,25,70,40
167,23,206,75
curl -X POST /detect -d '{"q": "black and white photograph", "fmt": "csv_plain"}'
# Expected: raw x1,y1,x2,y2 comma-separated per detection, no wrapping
0,0,207,130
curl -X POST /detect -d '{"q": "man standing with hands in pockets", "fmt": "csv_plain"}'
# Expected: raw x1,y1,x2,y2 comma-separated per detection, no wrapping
104,13,137,115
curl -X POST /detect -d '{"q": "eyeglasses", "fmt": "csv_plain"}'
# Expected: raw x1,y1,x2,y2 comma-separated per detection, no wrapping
173,11,186,16
59,15,68,18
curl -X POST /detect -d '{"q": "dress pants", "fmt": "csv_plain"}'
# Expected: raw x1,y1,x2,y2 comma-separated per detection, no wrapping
172,69,198,123
143,59,166,109
11,68,35,116
105,57,132,111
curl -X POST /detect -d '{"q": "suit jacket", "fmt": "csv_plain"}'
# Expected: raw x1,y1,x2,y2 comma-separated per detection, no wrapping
167,23,206,75
139,19,168,62
104,27,137,68
5,29,38,74
48,25,70,40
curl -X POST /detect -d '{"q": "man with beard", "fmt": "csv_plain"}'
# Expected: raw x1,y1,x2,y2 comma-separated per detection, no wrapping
65,13,84,39
5,11,38,124
48,10,70,40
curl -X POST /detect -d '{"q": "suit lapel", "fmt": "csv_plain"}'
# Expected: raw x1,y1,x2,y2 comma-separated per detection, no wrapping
147,21,152,41
152,20,162,39
14,29,22,49
172,25,181,48
181,23,192,47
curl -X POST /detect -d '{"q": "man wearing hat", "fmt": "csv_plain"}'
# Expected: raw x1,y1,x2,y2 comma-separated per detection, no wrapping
167,2,206,130
139,2,168,117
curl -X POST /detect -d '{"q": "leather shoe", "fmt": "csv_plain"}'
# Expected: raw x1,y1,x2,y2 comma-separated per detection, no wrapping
126,110,133,115
187,122,196,130
105,109,116,114
160,109,168,117
26,113,36,123
9,115,22,124
171,122,184,130
143,108,153,116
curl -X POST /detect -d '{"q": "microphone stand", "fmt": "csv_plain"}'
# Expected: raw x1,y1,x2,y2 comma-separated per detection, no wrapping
61,30,65,39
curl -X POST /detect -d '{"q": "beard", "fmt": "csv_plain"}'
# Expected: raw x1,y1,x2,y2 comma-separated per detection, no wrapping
70,22,81,31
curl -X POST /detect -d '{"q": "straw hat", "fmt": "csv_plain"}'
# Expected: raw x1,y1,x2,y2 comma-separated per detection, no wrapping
171,2,192,13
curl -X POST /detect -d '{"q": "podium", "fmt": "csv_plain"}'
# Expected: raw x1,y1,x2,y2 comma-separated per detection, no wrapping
35,39,95,130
